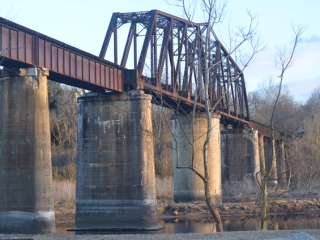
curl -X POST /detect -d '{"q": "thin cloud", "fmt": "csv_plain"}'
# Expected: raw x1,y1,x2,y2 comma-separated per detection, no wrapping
301,35,320,44
245,39,320,102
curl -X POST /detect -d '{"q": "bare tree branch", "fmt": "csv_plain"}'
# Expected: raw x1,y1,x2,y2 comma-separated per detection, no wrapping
270,26,303,128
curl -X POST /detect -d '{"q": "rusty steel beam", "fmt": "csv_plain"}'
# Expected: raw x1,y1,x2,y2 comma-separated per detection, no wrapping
0,17,123,92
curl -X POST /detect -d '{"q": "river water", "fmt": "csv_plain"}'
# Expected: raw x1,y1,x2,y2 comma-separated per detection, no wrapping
163,215,320,233
56,215,320,234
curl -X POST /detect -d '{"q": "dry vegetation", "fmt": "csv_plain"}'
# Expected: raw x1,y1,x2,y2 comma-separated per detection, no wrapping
49,72,320,223
249,84,320,193
48,82,79,210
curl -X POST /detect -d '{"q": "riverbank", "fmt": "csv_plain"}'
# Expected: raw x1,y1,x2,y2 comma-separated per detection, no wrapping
54,190,320,233
160,191,320,222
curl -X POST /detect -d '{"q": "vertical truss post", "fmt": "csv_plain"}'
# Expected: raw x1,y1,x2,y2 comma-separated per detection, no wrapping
151,34,154,79
99,13,118,59
113,25,118,65
133,22,137,68
241,73,249,119
121,23,135,67
158,19,171,84
137,11,157,76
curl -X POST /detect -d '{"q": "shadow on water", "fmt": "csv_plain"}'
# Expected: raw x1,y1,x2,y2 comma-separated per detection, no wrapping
57,215,320,234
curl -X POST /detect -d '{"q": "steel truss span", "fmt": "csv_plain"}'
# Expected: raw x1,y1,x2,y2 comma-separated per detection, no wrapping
100,10,250,120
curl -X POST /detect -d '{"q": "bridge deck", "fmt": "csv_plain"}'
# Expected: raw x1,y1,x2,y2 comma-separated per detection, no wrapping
0,17,123,92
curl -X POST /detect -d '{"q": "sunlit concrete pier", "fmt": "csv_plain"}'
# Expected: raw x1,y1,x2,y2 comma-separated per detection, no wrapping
0,67,55,233
173,113,222,205
75,91,160,230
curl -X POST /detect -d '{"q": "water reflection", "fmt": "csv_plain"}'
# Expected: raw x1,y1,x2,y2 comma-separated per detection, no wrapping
163,220,216,233
56,215,320,234
165,215,320,233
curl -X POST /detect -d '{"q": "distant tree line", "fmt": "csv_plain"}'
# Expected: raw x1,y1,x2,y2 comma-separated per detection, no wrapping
249,82,320,192
48,82,83,180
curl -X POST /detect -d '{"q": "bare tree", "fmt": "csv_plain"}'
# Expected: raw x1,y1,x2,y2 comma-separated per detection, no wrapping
167,0,261,232
256,26,303,230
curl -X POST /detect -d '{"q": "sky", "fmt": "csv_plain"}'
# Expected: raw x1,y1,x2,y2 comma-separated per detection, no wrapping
0,0,319,102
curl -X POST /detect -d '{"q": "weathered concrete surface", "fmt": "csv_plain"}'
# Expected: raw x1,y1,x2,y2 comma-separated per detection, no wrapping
173,114,222,204
271,139,278,184
152,105,173,201
1,230,319,239
264,137,278,186
156,176,173,201
76,91,160,230
0,68,55,233
259,134,266,174
276,140,287,187
252,129,261,178
221,127,253,182
221,127,259,196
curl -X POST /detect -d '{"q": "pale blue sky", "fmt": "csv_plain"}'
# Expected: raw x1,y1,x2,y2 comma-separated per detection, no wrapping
1,0,319,102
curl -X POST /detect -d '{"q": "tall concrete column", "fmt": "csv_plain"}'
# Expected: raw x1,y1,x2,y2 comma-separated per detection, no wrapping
222,127,249,182
173,113,222,205
271,139,278,185
258,134,266,174
259,135,278,186
264,137,278,185
0,68,55,233
152,105,173,201
252,129,261,179
277,140,287,186
76,91,160,230
221,126,257,195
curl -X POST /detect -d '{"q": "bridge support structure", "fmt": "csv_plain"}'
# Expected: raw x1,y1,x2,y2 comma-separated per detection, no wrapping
252,129,261,179
0,67,55,233
152,105,173,201
264,137,278,186
276,140,287,187
172,113,222,205
76,91,160,230
221,126,261,196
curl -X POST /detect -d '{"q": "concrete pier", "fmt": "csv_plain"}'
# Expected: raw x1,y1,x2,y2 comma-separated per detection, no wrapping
258,134,266,173
76,91,160,230
0,68,55,233
221,127,257,195
152,105,173,201
264,137,278,185
173,114,222,205
222,127,249,182
252,129,261,179
271,139,278,184
277,140,287,186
